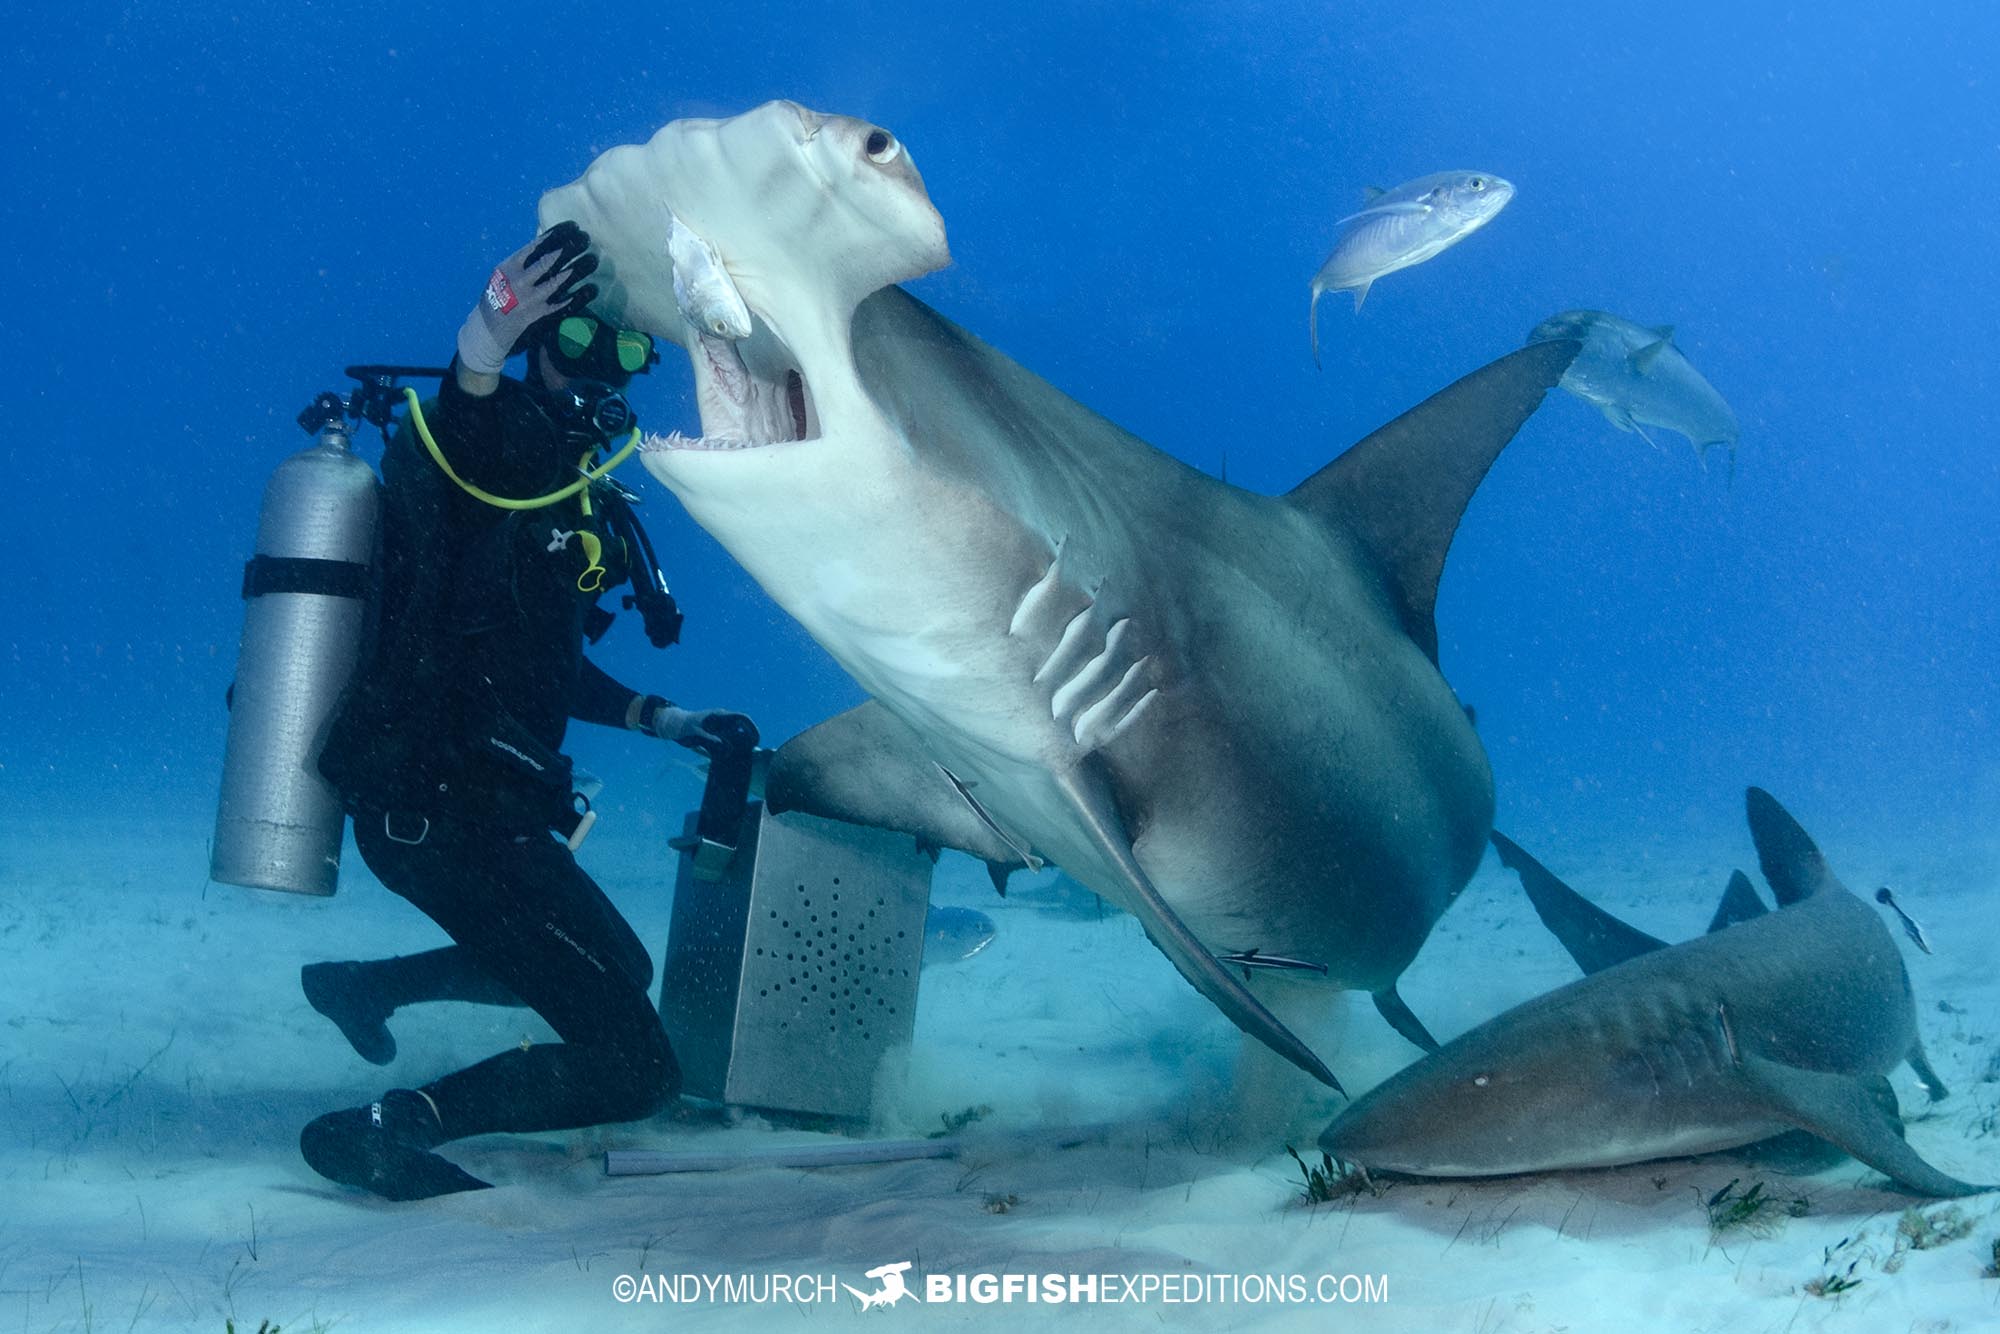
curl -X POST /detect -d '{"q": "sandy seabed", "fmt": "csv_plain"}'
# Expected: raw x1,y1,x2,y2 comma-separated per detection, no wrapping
1,792,1995,1334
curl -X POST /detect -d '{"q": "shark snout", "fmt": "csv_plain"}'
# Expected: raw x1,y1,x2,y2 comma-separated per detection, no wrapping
778,99,826,142
1318,1051,1580,1177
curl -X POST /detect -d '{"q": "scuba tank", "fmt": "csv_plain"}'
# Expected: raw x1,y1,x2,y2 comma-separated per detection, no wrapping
212,363,685,893
211,393,382,895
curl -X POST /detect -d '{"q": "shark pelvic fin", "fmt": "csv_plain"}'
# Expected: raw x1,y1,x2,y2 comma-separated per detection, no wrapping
1286,341,1578,663
1745,787,1838,906
1740,1054,1991,1198
1706,869,1770,934
1053,764,1342,1092
1490,830,1667,974
1372,984,1442,1054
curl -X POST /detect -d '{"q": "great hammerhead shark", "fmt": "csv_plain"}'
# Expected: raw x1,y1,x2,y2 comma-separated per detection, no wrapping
538,101,1577,1089
1320,788,1989,1196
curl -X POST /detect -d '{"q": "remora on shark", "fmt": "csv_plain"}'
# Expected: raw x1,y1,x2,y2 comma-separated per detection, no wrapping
1319,788,1989,1198
539,101,1578,1089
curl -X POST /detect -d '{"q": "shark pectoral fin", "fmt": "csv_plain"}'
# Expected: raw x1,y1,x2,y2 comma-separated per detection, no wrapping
1372,984,1441,1054
1285,340,1578,664
1599,403,1638,434
1706,869,1770,933
1741,1054,1992,1197
766,701,1024,868
1053,765,1343,1093
1490,831,1668,973
1630,421,1666,454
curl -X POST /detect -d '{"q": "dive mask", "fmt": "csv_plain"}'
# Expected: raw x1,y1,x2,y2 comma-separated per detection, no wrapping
549,315,656,384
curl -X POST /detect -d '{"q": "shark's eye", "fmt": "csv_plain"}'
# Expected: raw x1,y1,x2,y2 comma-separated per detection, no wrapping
1470,177,1486,190
865,129,901,164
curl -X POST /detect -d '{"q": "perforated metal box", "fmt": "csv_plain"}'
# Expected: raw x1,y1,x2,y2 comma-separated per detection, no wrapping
657,802,933,1120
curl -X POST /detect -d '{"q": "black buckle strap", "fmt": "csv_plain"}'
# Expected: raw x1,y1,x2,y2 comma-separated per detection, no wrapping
242,554,370,600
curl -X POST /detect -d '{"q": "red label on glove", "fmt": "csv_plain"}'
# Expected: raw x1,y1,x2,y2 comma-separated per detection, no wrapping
484,269,519,315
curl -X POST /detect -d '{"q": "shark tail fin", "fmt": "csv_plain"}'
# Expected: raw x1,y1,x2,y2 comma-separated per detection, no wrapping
1706,869,1769,933
1285,340,1578,662
1490,830,1668,973
1744,787,1841,906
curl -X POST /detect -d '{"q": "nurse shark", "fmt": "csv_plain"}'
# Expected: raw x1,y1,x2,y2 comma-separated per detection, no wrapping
1320,789,1988,1197
539,101,1576,1089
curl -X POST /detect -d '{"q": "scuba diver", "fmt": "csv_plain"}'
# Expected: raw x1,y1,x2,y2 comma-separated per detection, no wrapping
300,223,755,1201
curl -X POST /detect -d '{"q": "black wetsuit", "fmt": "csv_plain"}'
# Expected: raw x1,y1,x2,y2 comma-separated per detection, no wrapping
314,367,677,1151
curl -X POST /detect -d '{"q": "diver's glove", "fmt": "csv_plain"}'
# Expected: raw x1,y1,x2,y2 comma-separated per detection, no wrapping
455,221,600,376
647,704,760,760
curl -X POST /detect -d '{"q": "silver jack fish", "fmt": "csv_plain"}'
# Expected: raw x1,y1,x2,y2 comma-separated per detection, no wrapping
1528,309,1739,474
1309,171,1514,365
667,209,753,340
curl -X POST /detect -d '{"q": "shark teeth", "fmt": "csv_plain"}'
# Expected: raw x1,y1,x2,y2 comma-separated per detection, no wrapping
640,430,763,453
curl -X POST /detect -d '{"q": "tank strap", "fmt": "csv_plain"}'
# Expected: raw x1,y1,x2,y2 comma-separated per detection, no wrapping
242,554,370,600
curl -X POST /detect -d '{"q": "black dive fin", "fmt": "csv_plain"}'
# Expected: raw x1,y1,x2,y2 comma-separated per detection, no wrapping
1740,1054,1992,1198
1372,985,1441,1054
765,701,1025,868
1490,831,1667,974
1744,787,1840,906
1285,340,1579,663
1052,764,1343,1093
1706,870,1769,934
1908,1043,1950,1103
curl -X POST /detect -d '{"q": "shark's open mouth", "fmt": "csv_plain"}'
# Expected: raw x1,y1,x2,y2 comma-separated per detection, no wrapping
650,327,818,453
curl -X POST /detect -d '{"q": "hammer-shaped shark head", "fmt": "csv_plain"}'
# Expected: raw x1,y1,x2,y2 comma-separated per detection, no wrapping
539,101,949,451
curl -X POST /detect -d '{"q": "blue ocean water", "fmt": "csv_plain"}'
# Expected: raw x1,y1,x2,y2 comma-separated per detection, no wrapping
0,6,1996,1329
5,3,1993,855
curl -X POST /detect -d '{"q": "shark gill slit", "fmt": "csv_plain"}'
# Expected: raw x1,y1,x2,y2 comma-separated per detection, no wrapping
1034,604,1102,686
1048,619,1131,720
1073,664,1157,750
1007,545,1070,640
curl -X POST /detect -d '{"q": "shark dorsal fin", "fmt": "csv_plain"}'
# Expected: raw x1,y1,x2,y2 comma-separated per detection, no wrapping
1629,337,1673,375
1745,787,1838,906
1286,340,1577,662
1490,831,1667,973
1706,869,1769,933
1362,185,1386,203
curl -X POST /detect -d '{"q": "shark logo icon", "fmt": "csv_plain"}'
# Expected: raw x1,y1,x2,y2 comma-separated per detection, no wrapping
843,1260,918,1311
